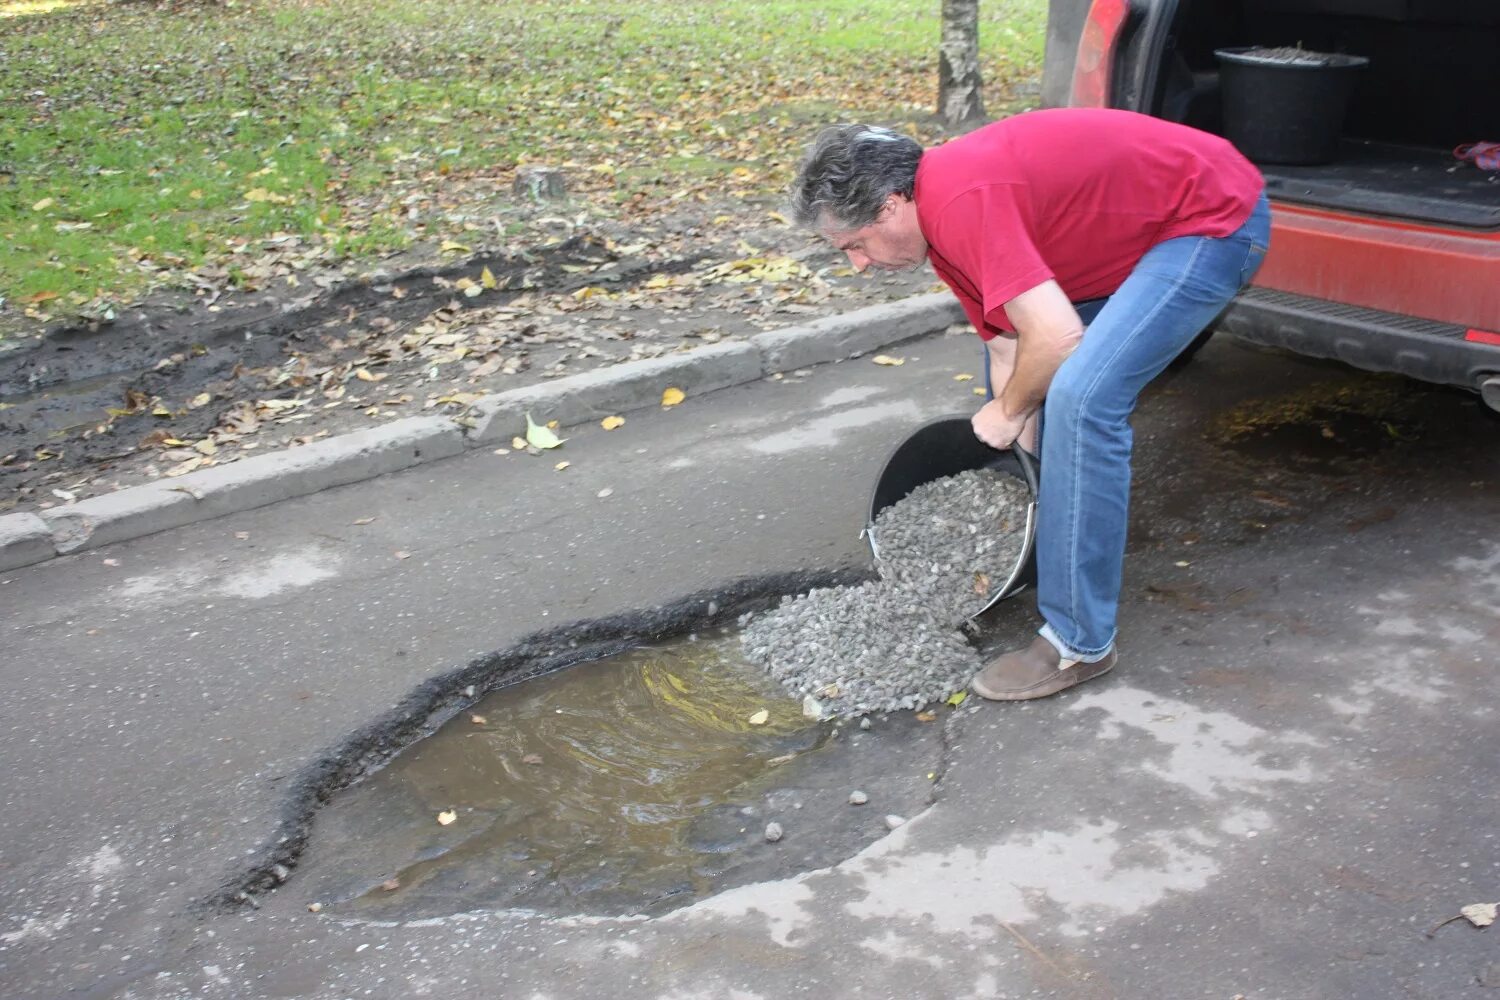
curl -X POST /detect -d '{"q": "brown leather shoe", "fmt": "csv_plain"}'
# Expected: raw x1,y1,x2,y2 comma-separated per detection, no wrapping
970,636,1117,701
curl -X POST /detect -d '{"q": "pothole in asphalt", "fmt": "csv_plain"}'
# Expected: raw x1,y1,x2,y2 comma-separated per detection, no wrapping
287,629,945,920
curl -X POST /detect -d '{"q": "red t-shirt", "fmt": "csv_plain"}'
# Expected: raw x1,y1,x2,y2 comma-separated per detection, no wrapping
914,108,1264,339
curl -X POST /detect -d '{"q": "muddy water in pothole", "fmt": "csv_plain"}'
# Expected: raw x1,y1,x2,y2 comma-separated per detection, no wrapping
291,631,945,919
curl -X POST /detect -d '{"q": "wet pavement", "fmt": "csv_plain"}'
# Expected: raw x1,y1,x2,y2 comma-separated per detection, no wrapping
1,322,1497,999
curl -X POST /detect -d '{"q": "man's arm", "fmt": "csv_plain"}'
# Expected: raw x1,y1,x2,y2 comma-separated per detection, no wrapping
971,280,1085,450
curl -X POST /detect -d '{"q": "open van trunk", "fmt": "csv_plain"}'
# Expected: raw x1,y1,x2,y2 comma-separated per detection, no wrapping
1159,0,1500,229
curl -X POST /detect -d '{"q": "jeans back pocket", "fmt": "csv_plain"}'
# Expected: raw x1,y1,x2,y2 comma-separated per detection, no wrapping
1239,241,1270,289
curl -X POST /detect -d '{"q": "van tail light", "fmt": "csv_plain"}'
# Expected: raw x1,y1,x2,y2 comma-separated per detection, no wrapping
1072,0,1129,107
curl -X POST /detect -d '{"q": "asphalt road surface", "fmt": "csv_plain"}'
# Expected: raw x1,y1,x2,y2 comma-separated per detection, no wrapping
2,326,1497,1000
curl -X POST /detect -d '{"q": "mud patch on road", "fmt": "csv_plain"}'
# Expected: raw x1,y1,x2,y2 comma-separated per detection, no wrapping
1206,376,1429,473
215,569,948,920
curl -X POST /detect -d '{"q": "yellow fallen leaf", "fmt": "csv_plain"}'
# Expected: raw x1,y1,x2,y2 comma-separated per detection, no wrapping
525,413,564,449
437,810,457,826
767,210,790,225
440,241,470,254
188,392,212,408
953,373,975,382
872,355,905,367
32,197,54,211
915,710,937,722
554,460,570,471
511,436,527,450
355,368,386,383
480,266,497,289
973,387,987,396
192,439,217,456
661,387,685,408
600,415,625,431
748,709,769,726
946,691,968,707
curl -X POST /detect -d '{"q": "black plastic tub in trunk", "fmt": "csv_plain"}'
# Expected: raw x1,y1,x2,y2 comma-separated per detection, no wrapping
1215,46,1369,165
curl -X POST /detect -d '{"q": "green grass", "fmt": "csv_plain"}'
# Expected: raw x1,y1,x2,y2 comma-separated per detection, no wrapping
0,0,1046,316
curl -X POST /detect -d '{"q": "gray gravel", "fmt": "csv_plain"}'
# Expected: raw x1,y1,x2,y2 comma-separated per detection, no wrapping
740,468,1030,717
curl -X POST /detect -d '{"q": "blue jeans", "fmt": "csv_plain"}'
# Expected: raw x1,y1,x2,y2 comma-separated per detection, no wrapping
986,193,1272,660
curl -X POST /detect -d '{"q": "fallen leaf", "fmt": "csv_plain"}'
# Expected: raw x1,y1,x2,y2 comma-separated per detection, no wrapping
946,691,968,707
973,387,987,396
435,391,485,406
748,709,770,726
481,266,498,289
164,457,205,477
554,460,570,471
51,488,76,502
596,487,613,498
973,572,991,595
915,710,937,722
953,373,975,382
767,753,797,765
394,550,412,560
352,516,376,525
193,439,217,456
600,415,625,431
437,810,457,826
440,241,471,254
522,754,543,765
188,392,212,408
661,386,685,407
511,436,527,450
493,448,510,456
354,368,386,383
32,197,54,211
871,355,905,366
1463,903,1498,927
470,714,487,725
525,412,565,449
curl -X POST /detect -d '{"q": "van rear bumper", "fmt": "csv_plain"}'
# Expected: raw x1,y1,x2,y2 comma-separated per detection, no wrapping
1219,286,1500,397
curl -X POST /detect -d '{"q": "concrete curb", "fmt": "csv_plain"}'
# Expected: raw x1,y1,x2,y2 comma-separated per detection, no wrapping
1,292,963,572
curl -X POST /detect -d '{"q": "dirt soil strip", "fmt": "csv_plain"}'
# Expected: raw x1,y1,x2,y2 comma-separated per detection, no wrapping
0,293,964,571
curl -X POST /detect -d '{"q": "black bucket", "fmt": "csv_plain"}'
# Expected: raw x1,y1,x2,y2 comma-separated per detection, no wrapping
865,415,1039,618
1215,47,1369,165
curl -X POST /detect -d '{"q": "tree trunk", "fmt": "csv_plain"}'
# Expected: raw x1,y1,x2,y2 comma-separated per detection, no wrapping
938,0,986,128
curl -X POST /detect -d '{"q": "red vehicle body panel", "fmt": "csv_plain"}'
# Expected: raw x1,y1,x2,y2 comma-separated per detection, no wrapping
1262,204,1500,332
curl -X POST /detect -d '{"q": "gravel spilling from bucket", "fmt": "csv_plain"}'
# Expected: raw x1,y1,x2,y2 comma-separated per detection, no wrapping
741,468,1030,717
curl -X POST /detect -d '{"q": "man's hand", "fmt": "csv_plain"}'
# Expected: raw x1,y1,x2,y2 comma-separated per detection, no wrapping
972,398,1031,450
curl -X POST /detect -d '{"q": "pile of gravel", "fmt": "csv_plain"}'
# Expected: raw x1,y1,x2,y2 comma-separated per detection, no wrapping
740,468,1030,717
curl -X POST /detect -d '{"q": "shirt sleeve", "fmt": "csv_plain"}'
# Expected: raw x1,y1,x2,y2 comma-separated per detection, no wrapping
927,184,1055,334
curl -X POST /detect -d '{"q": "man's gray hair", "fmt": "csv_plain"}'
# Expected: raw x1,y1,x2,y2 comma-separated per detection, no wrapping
789,124,924,232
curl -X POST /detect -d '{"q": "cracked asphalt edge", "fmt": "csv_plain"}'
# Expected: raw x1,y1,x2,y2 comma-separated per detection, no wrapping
0,293,964,572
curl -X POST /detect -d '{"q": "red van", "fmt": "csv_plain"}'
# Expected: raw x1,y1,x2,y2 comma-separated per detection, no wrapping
1044,0,1500,411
